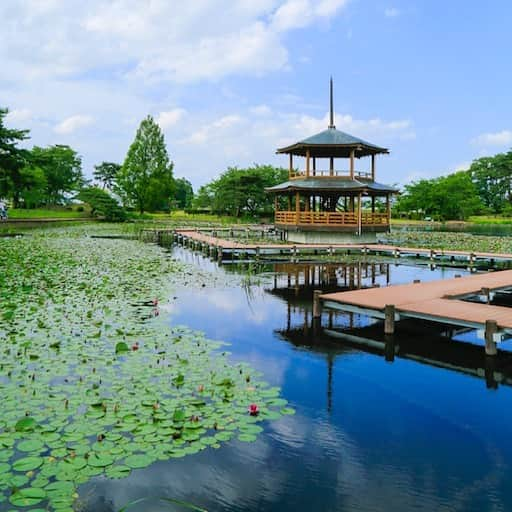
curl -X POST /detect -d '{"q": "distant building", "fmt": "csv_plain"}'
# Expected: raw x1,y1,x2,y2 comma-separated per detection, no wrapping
266,80,397,243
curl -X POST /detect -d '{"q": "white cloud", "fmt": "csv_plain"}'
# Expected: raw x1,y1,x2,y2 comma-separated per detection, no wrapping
5,108,32,124
289,112,415,145
0,1,348,85
156,109,186,129
182,114,243,145
54,115,94,134
250,105,273,116
472,130,512,147
384,7,400,17
272,0,348,31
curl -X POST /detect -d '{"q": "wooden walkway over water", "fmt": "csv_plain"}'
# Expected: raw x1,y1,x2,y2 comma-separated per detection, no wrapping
317,270,512,355
144,228,512,265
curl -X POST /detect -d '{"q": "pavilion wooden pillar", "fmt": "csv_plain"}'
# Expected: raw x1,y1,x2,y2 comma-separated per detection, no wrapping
386,194,391,232
306,150,311,178
371,154,376,181
295,191,300,223
312,157,316,176
287,195,291,212
330,157,334,176
274,196,278,212
371,196,375,213
350,149,355,179
289,154,293,179
357,193,362,236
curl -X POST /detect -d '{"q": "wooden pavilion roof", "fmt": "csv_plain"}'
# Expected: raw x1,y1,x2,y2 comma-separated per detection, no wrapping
276,127,389,158
265,178,398,194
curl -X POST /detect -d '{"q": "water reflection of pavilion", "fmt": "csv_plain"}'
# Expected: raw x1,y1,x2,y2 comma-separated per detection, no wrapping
267,262,512,397
268,261,390,332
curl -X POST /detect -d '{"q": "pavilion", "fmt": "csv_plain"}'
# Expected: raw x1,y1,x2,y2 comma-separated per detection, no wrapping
266,80,397,243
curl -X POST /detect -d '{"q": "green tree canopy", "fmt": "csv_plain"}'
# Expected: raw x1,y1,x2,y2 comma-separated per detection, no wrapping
174,177,194,209
31,145,84,205
396,170,483,220
193,165,288,217
93,162,120,190
0,108,30,205
117,115,175,213
77,186,126,221
469,151,512,213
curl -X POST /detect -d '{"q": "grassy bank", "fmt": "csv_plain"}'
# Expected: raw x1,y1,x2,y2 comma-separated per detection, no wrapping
8,207,92,219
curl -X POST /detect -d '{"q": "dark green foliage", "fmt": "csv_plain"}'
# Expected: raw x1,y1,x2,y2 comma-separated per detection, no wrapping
0,108,30,205
93,161,121,190
469,151,512,213
117,115,175,213
193,165,288,217
77,186,126,221
174,177,194,209
396,171,483,220
31,145,85,205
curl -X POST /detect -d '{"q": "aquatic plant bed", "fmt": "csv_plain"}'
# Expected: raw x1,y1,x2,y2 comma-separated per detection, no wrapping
0,226,292,511
383,230,512,254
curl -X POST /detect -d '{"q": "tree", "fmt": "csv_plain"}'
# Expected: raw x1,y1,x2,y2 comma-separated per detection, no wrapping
117,115,175,213
470,151,512,213
193,165,288,217
93,162,121,190
174,177,194,209
0,108,30,205
396,170,483,220
16,165,47,208
31,145,84,204
78,186,126,221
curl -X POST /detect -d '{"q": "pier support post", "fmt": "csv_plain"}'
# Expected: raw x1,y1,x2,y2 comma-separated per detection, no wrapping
313,290,323,319
481,287,491,304
384,335,395,362
384,304,396,335
485,320,498,356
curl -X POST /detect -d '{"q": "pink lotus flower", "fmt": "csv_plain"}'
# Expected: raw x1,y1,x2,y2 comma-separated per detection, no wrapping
152,298,159,306
132,342,139,351
248,403,259,416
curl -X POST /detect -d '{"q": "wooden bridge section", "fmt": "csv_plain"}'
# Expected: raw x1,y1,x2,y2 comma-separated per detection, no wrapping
318,270,512,355
143,228,512,266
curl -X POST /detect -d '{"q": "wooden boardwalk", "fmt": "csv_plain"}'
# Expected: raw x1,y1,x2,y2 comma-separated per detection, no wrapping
143,228,512,265
319,270,512,354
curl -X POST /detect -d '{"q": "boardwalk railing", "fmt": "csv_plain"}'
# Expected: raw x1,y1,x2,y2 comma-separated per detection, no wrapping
275,211,388,226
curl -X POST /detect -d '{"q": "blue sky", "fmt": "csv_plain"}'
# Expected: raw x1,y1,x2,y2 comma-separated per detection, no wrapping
2,0,512,190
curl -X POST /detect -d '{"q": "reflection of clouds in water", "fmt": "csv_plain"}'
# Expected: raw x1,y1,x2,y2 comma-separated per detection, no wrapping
79,405,506,512
234,349,290,387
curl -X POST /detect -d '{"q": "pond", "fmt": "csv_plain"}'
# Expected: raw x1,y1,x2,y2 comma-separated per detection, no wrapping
79,246,512,512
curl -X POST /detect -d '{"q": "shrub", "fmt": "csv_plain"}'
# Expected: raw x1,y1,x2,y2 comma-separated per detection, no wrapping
77,187,126,222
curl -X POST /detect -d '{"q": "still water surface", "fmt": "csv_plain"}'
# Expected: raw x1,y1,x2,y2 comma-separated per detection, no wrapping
82,249,512,512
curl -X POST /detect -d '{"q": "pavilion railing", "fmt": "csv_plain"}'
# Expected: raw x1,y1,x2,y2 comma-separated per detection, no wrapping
289,170,373,180
275,211,388,226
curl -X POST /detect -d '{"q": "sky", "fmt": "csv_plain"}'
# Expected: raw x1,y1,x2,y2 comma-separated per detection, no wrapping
2,0,512,190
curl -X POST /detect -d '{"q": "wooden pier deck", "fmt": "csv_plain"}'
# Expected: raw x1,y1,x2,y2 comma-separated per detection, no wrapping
319,270,512,354
144,228,512,265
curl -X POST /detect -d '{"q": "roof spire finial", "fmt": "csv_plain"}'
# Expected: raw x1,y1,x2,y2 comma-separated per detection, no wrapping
329,76,335,129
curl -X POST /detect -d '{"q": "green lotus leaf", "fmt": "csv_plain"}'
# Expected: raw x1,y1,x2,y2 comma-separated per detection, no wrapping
9,487,47,507
124,454,154,469
87,453,114,468
14,417,38,432
12,456,43,472
17,440,46,453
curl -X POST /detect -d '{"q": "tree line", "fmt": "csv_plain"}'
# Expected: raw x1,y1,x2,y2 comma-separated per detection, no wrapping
1,107,288,220
0,108,194,217
396,150,512,220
